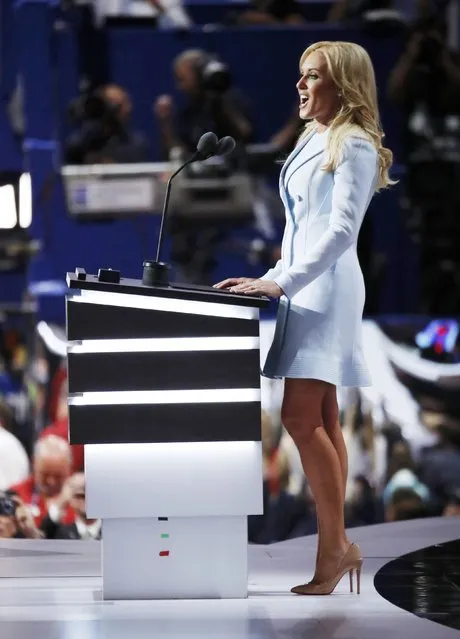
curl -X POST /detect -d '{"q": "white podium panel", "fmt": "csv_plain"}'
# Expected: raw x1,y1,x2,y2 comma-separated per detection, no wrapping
85,442,263,519
102,516,248,600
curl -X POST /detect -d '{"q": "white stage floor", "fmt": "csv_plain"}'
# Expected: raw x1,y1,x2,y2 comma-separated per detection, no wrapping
0,517,459,638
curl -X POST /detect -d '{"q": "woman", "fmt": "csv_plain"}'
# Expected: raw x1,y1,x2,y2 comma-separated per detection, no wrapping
215,41,394,595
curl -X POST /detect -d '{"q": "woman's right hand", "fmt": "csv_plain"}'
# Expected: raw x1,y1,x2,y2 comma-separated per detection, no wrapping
213,277,256,290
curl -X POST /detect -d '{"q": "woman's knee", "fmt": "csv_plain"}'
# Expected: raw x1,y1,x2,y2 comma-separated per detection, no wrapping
281,378,328,443
281,405,322,444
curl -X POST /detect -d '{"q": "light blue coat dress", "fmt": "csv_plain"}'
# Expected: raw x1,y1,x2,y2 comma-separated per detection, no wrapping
261,129,378,387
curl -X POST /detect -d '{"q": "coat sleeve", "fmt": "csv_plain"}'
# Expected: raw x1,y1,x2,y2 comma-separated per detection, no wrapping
259,259,283,282
272,137,378,299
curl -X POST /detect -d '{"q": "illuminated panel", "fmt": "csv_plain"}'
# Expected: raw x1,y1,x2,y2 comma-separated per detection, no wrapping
68,336,259,354
69,388,260,406
72,289,257,320
85,441,263,518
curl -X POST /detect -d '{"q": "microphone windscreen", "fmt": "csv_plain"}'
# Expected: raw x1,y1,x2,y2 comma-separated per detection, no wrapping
196,132,218,158
215,136,236,157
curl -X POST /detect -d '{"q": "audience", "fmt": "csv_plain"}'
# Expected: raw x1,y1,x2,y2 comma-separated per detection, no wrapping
443,487,460,517
40,417,84,474
237,0,304,26
419,424,460,507
9,435,75,528
41,473,101,540
0,403,29,490
0,492,44,539
385,487,430,522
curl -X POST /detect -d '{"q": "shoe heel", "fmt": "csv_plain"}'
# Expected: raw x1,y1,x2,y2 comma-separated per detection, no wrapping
356,561,362,595
349,569,354,593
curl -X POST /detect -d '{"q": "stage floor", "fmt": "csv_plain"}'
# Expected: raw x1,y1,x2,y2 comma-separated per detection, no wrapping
0,517,459,638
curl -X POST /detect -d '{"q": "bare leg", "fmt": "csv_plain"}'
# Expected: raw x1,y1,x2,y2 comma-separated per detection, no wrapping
315,385,351,571
322,385,348,502
282,379,349,583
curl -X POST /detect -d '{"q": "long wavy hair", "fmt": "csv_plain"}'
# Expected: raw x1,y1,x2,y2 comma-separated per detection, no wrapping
299,41,395,191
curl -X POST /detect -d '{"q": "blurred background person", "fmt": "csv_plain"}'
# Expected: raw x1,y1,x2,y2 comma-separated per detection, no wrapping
41,473,101,540
387,13,460,314
0,402,29,491
346,475,381,527
153,49,254,283
39,374,84,474
237,0,305,26
443,487,460,517
65,84,149,164
0,492,44,539
154,48,253,160
9,435,75,528
147,0,193,29
384,486,431,521
419,423,460,508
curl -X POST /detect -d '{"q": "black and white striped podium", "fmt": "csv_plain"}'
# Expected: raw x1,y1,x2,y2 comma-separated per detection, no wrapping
65,272,268,600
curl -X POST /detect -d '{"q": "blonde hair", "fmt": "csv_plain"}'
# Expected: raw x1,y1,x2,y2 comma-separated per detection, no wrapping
299,41,395,191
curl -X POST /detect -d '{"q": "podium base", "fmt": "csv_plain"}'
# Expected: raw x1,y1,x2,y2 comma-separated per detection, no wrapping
102,516,248,600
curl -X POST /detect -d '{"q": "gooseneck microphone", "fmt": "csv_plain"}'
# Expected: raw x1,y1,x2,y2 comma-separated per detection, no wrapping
143,132,236,286
215,135,236,157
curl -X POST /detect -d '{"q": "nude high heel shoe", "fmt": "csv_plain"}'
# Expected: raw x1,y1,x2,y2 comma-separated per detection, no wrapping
291,543,363,596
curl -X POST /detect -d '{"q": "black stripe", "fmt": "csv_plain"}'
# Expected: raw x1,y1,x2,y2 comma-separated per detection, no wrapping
68,402,261,444
67,299,259,341
68,350,260,393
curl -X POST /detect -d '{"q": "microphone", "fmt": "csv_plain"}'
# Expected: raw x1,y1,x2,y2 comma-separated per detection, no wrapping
143,132,220,286
195,131,219,160
215,136,236,157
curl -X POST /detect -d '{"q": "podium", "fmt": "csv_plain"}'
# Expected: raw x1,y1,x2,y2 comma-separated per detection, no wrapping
65,272,269,600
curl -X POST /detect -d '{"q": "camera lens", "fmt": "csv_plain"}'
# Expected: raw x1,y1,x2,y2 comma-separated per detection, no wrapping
0,497,17,517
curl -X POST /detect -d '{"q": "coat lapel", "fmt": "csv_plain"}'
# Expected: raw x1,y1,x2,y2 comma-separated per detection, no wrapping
279,130,327,208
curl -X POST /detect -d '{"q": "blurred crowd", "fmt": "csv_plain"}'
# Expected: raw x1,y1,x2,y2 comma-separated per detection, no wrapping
1,324,459,544
93,0,427,30
248,401,460,544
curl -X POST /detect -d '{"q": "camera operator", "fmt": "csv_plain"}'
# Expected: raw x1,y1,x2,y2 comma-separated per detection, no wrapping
65,84,149,165
388,15,460,313
0,492,43,539
388,22,460,147
154,49,253,160
153,49,254,283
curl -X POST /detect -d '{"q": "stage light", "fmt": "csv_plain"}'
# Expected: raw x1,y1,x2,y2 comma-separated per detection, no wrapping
19,173,32,228
0,185,17,229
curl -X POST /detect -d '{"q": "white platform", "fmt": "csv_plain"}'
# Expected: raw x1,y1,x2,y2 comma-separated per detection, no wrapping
0,517,459,638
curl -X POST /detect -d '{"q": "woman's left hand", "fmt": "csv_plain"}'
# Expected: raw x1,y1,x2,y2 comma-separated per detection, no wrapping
230,279,284,298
